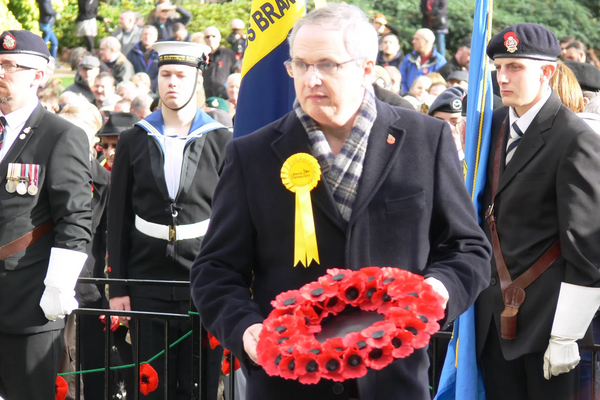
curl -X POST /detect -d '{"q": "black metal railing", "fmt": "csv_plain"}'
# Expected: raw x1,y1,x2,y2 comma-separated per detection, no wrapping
70,278,600,400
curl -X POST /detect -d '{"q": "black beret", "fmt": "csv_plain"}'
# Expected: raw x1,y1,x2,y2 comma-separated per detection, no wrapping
486,23,560,61
563,60,600,92
0,30,50,61
429,87,465,116
97,112,138,137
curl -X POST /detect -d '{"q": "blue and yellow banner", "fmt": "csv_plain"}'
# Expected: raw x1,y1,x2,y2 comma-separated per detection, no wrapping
434,0,494,399
233,0,306,138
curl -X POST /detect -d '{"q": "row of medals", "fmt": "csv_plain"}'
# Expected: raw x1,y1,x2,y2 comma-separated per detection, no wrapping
6,179,38,196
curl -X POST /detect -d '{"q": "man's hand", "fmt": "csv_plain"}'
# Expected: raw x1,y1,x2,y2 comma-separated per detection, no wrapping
110,296,131,328
424,277,449,310
543,336,580,379
243,323,263,363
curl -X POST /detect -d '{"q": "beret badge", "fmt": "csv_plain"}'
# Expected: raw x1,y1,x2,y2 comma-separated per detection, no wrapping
503,32,519,53
3,34,16,50
452,99,462,111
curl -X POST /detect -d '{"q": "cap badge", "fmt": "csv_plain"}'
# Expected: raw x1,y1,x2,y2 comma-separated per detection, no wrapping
211,99,219,107
2,34,16,50
503,32,519,53
452,99,462,111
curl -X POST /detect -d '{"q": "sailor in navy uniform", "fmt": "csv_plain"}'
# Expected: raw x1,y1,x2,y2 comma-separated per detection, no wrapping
107,41,232,399
0,30,92,399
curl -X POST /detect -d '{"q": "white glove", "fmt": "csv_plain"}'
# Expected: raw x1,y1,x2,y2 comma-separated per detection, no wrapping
424,276,449,310
39,247,87,321
543,282,600,380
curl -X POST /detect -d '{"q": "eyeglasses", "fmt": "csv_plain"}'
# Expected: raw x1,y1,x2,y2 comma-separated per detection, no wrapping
0,62,37,73
283,59,357,78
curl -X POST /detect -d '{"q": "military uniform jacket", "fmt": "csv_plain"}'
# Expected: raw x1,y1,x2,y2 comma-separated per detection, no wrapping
475,92,600,360
0,104,92,334
191,99,492,400
107,109,231,301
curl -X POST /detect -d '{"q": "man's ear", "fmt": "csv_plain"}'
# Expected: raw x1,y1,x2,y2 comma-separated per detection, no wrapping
362,59,375,86
541,63,557,82
32,69,46,89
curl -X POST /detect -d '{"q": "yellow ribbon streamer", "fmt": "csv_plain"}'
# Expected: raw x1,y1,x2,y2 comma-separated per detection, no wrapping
281,153,321,267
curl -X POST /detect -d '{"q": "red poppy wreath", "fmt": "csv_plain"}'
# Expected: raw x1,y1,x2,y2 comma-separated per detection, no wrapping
256,267,445,384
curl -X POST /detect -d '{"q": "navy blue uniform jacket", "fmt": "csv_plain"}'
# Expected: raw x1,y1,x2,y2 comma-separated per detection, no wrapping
191,99,491,400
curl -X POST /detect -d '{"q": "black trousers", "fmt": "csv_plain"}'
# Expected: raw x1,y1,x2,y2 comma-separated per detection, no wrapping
0,329,63,400
481,320,580,400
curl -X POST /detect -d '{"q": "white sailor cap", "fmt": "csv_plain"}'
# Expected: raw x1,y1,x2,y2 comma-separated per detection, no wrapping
152,41,212,70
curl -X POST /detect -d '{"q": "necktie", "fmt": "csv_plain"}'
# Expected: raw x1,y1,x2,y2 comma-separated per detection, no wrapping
0,116,6,151
505,122,523,165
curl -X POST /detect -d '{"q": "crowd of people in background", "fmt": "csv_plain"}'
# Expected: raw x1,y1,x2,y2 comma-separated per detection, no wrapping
16,1,600,399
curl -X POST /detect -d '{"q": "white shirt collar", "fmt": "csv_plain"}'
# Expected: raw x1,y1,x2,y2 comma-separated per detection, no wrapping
509,86,552,134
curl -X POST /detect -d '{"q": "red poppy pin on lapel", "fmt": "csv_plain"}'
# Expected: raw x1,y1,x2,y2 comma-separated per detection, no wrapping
387,134,396,145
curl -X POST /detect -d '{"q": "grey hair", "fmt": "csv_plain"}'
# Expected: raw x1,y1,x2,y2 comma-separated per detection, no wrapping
288,4,378,63
101,36,122,53
416,28,436,44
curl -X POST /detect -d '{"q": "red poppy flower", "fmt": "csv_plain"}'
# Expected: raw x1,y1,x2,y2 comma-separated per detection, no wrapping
341,345,368,379
342,331,371,357
362,321,396,348
278,353,299,380
294,352,321,384
55,376,68,400
321,268,353,286
364,342,394,370
390,330,415,358
339,275,366,307
268,308,295,319
218,60,224,67
207,332,221,349
392,293,420,311
257,342,282,377
370,288,397,313
388,279,424,300
413,303,443,334
299,280,338,302
261,314,307,340
271,289,305,310
386,306,414,328
99,314,120,332
400,317,430,349
221,349,241,375
359,266,383,283
294,336,323,356
317,349,345,382
322,337,346,355
296,303,325,331
322,295,347,315
140,364,159,395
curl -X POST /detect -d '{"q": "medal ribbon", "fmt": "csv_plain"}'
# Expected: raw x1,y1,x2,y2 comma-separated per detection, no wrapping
281,153,321,267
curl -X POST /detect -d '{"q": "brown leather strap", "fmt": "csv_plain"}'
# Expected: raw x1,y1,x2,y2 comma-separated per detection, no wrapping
0,220,53,261
485,117,562,339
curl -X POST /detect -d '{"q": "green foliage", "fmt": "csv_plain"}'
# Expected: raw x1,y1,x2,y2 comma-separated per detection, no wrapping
52,0,252,52
345,0,600,56
0,0,23,30
7,0,40,34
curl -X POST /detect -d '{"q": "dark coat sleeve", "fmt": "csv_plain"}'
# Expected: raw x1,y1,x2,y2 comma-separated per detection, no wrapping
47,121,93,253
423,121,491,324
107,130,135,298
190,140,264,363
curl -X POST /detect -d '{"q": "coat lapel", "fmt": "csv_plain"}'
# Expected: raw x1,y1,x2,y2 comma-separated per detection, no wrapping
0,104,45,185
496,92,560,196
270,113,346,232
349,100,405,225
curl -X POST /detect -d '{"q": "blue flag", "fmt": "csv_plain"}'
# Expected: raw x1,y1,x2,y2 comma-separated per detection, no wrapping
434,0,494,399
233,0,306,138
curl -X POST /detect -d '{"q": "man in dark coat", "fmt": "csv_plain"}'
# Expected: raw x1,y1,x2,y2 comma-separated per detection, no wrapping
108,41,231,400
475,23,600,400
438,36,471,81
0,30,92,399
203,26,237,99
191,5,491,400
127,26,159,92
63,55,100,103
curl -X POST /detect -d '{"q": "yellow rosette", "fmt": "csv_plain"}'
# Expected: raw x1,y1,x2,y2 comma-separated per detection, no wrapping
281,153,321,267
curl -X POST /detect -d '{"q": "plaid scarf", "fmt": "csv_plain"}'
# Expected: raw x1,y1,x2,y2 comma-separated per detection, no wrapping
294,89,377,221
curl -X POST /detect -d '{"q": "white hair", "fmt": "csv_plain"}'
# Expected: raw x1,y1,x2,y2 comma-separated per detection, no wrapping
288,4,378,63
416,28,436,44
